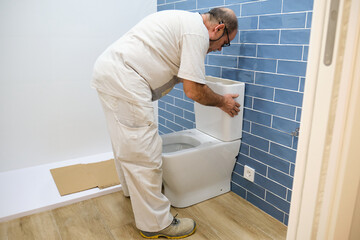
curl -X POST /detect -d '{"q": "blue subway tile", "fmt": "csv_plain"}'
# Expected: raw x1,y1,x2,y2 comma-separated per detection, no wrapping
237,153,267,176
257,45,303,61
184,110,195,122
157,0,165,4
238,16,258,30
175,98,194,111
290,164,295,176
226,0,257,4
159,116,166,125
255,174,287,198
245,84,274,100
280,29,311,44
250,148,290,174
283,0,314,12
287,189,292,202
175,0,196,10
240,143,250,155
240,30,279,44
223,44,241,56
238,57,277,72
157,4,174,11
159,108,174,121
275,89,304,107
233,173,265,198
232,33,240,44
292,136,298,149
205,66,221,77
270,142,297,163
284,214,289,225
196,8,210,14
266,191,290,213
208,50,222,57
242,132,270,152
208,55,238,68
307,12,313,28
166,104,183,117
242,0,282,17
255,72,299,91
159,124,173,134
223,44,257,57
161,94,174,104
227,5,241,17
299,78,305,92
243,119,251,132
252,123,293,147
158,100,166,109
268,168,293,188
244,96,253,108
222,68,254,83
175,83,183,90
175,116,193,129
244,109,272,126
247,192,285,222
303,46,309,61
197,0,224,8
272,116,300,134
296,108,302,121
234,161,244,176
278,60,307,77
259,13,306,29
253,98,296,119
169,88,183,99
231,182,246,199
166,120,183,132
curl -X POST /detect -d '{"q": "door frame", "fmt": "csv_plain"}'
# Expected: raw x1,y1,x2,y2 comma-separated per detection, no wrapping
286,0,360,239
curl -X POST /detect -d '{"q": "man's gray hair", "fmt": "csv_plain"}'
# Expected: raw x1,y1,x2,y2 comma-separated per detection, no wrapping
207,8,238,34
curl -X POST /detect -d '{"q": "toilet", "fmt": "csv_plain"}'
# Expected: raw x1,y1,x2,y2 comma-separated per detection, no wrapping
161,76,245,208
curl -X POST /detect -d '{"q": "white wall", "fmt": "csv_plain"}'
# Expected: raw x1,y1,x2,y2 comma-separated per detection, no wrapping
0,0,156,172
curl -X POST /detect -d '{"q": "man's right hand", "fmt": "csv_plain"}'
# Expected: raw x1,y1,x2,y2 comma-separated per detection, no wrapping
219,94,240,117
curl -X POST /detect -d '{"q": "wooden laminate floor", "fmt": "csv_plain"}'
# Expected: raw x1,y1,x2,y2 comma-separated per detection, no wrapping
0,191,287,240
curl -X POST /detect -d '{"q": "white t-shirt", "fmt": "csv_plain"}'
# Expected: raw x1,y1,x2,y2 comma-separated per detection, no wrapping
92,10,209,103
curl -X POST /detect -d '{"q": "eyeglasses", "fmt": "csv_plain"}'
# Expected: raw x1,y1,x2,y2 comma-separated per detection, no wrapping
209,21,231,48
223,26,230,47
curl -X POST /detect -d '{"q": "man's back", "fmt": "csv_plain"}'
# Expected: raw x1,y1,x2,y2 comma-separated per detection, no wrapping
92,10,208,102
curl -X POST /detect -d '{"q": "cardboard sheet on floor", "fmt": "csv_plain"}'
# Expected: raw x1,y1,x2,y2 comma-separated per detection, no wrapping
50,159,120,196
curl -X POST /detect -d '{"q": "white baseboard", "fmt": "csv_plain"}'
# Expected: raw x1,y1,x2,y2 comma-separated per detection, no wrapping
0,152,121,222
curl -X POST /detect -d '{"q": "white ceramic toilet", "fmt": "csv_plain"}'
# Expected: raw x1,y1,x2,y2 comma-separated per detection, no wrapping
161,76,245,208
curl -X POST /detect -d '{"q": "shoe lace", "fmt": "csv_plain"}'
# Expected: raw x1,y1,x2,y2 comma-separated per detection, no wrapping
172,213,179,225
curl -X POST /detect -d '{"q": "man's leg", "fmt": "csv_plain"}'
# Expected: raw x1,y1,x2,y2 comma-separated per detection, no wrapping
98,92,173,232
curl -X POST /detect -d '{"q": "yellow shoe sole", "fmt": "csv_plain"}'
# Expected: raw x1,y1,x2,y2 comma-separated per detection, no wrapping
140,224,197,239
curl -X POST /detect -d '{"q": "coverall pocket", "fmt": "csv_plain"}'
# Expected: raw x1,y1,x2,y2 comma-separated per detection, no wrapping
116,120,162,166
112,102,162,165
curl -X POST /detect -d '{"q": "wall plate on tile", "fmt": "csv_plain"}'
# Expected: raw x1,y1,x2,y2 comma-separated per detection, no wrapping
244,165,255,182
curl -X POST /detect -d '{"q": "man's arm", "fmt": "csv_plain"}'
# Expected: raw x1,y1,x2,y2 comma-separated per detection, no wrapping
181,79,240,117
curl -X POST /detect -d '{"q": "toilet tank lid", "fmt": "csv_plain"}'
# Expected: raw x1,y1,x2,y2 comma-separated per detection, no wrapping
205,76,243,86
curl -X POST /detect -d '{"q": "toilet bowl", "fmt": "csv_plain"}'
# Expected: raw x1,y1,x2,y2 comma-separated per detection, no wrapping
161,76,245,208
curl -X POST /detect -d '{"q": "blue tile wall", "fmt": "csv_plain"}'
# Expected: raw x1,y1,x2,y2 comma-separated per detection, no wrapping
157,0,313,225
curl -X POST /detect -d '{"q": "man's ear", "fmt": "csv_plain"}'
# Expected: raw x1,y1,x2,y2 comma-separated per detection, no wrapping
215,23,225,32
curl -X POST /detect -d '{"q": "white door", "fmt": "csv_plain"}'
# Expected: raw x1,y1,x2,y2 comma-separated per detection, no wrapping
287,0,360,239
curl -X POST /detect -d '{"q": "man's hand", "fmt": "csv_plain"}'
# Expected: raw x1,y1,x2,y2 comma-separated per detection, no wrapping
219,94,240,117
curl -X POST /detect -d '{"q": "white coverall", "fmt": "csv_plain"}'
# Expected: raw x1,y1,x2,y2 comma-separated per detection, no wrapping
92,10,209,232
